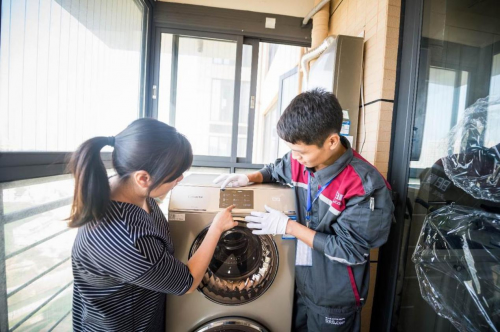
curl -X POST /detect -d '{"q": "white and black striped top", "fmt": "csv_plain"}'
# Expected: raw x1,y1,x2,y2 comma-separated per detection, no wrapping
72,198,193,332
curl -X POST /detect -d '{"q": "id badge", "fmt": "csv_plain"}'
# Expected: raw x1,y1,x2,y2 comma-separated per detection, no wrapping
295,239,312,266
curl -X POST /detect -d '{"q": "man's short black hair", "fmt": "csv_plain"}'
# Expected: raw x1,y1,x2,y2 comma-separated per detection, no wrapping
277,88,343,147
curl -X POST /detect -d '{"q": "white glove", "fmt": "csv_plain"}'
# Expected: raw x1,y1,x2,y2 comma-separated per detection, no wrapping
245,205,290,235
213,174,250,189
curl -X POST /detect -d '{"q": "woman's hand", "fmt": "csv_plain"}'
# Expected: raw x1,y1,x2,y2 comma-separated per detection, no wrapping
186,205,237,293
210,205,238,234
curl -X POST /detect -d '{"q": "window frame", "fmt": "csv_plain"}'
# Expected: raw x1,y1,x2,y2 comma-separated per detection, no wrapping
238,38,260,164
151,27,244,166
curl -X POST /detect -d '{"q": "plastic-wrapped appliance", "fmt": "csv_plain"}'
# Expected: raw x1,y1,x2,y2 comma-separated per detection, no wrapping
412,204,500,332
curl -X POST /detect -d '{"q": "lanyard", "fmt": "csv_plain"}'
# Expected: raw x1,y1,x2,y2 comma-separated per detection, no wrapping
306,172,333,227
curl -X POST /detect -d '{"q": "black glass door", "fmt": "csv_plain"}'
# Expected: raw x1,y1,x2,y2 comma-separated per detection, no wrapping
376,1,500,331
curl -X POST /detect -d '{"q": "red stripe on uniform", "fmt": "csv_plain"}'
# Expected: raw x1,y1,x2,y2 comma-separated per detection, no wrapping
291,158,308,185
352,151,392,190
347,266,362,307
321,165,365,212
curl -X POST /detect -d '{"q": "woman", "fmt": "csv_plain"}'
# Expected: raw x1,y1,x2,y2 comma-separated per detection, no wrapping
68,118,237,331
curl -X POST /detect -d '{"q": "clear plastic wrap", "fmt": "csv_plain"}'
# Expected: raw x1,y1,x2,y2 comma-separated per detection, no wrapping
442,96,500,202
412,205,500,332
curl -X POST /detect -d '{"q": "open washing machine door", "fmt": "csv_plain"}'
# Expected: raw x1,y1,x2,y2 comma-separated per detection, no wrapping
189,224,279,306
194,317,269,332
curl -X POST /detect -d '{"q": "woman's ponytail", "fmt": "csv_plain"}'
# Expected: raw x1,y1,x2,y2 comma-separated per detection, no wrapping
68,137,112,228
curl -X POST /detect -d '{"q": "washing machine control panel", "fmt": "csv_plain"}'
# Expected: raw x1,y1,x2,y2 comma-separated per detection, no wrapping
170,174,295,213
219,190,254,209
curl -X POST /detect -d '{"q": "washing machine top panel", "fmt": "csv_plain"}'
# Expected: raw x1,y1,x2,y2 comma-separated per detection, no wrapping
190,226,279,306
178,173,285,189
169,174,296,214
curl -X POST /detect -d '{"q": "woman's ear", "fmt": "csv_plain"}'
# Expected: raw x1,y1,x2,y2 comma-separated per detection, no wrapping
132,171,152,191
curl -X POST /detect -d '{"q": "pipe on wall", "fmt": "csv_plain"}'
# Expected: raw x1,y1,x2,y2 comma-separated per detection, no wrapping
302,0,330,28
300,35,336,87
300,0,332,90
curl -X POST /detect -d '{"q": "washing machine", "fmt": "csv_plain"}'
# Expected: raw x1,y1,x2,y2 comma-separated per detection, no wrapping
166,174,296,332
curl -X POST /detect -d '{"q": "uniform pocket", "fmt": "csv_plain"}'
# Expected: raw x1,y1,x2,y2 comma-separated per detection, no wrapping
310,253,355,307
356,206,386,247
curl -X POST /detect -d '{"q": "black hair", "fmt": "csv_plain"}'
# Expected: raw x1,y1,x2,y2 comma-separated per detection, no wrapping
277,88,343,147
68,118,192,227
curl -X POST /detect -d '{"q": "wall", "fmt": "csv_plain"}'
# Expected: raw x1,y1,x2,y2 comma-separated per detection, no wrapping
329,0,401,179
159,0,314,18
328,0,402,330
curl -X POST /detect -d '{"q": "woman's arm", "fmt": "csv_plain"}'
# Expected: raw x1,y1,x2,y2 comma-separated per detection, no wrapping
185,205,237,293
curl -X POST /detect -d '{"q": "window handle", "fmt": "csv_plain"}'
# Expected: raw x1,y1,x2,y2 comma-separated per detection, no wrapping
152,85,157,99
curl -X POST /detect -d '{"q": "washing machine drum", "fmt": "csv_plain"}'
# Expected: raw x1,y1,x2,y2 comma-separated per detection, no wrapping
189,225,279,305
194,317,268,332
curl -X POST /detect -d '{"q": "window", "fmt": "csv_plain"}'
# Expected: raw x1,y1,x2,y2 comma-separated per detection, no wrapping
0,0,147,152
259,67,298,163
155,34,304,166
0,0,150,330
410,67,469,170
267,44,279,71
277,68,299,158
262,103,280,163
484,53,500,147
236,44,253,158
157,34,237,157
252,43,302,164
2,176,77,331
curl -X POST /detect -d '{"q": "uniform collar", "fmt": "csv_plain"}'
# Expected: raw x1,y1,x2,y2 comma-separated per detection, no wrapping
304,136,353,186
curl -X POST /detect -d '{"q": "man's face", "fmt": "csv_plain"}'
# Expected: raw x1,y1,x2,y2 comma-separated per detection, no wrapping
285,136,338,168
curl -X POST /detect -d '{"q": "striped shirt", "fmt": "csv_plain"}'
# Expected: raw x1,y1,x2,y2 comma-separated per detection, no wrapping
72,198,193,332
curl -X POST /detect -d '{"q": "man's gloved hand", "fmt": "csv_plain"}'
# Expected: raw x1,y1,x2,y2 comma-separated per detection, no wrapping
213,174,250,189
245,205,290,235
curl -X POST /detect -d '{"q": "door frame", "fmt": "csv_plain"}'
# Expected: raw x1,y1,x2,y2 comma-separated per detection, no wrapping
370,0,425,330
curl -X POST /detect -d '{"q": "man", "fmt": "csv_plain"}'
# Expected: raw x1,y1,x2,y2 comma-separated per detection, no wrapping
214,88,394,331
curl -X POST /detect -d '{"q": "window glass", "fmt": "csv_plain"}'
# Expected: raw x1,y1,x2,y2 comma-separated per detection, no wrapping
399,1,500,331
158,34,237,157
1,176,76,331
0,0,146,151
237,44,253,158
252,43,302,164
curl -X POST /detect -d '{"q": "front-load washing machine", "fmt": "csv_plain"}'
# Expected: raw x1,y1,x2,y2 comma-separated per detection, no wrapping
166,174,296,332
